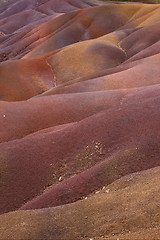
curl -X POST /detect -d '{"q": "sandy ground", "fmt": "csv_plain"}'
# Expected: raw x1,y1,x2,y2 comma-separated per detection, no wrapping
0,0,160,239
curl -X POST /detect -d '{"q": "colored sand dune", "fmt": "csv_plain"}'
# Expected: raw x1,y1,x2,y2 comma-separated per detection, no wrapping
0,0,160,239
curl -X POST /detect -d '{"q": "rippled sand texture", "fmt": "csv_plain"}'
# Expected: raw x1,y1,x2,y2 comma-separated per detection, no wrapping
0,0,160,239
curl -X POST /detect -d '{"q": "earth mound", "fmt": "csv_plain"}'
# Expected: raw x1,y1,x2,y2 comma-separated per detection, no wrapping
0,0,160,239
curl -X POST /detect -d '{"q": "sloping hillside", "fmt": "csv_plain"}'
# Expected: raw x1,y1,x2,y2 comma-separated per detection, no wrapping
0,0,160,239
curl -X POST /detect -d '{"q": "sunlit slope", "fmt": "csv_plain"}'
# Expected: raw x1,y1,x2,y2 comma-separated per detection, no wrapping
1,166,160,239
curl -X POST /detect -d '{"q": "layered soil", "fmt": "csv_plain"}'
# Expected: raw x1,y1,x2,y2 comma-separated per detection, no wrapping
0,0,160,239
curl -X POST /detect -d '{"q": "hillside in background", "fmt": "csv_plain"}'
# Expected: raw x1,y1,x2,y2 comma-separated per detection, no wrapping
0,0,160,239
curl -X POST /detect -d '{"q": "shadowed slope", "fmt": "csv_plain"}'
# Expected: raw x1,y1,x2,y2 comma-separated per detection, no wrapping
0,0,95,60
0,87,160,214
23,4,143,58
0,89,128,141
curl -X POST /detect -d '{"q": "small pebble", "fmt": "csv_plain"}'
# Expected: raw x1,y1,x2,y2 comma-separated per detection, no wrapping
58,176,62,182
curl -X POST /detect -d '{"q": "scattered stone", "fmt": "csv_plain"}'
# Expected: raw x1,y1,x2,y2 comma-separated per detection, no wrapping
58,176,62,182
105,189,110,193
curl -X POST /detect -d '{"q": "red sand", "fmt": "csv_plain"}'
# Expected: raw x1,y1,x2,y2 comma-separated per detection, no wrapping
0,0,160,239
